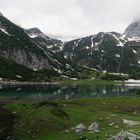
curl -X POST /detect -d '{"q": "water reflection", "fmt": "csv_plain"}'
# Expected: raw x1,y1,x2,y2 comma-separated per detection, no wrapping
0,84,139,101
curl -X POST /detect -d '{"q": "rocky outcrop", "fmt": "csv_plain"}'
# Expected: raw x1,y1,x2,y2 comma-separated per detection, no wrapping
75,123,86,133
109,131,140,140
0,49,49,70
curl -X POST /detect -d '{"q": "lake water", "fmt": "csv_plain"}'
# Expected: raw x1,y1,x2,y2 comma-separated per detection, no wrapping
0,83,140,101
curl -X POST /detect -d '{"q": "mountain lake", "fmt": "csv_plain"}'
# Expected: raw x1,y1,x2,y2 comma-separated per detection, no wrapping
0,83,140,100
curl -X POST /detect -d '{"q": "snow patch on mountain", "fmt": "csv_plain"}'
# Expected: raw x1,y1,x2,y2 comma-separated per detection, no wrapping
91,36,94,47
28,33,39,38
115,54,120,58
86,46,90,49
75,39,82,47
138,60,140,65
132,49,137,54
47,45,53,49
127,37,140,42
0,28,11,36
108,33,124,47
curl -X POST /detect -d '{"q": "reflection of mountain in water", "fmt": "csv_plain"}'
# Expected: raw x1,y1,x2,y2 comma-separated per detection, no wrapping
0,84,139,101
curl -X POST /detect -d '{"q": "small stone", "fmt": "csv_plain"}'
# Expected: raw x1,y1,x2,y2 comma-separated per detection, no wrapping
114,125,119,128
109,122,114,126
94,130,100,133
123,119,140,126
12,111,17,114
64,130,70,133
27,131,31,134
79,136,88,140
110,114,117,117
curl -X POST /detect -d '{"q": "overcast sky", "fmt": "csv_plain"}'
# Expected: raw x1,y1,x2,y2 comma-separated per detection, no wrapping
1,0,140,40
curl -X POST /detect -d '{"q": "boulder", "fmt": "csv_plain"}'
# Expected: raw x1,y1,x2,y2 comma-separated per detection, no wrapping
108,131,140,140
123,119,140,126
88,122,99,131
75,123,86,133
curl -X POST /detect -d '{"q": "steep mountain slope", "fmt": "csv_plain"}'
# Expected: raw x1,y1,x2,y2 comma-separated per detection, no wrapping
25,28,63,52
63,31,140,73
0,14,98,81
0,14,66,71
0,56,35,81
25,28,67,71
25,28,83,77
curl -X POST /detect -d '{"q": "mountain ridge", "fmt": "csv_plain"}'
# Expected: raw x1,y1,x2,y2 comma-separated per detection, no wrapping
0,13,140,80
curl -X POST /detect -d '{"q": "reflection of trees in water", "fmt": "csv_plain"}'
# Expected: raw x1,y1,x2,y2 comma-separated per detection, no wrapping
24,85,131,101
0,84,139,100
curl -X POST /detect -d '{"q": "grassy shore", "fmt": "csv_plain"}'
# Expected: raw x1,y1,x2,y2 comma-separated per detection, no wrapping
2,96,140,140
63,79,120,85
0,79,121,86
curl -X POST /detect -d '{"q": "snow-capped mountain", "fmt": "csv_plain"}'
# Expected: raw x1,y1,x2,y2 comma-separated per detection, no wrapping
0,13,73,75
0,13,98,81
0,15,52,70
24,19,140,75
1,12,140,80
63,31,140,73
25,28,63,52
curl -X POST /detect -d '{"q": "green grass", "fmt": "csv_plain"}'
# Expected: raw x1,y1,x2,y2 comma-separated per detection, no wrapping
62,79,121,85
4,96,140,140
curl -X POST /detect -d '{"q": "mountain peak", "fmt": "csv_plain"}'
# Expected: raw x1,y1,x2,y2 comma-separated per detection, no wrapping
124,20,140,38
25,27,45,38
26,27,43,34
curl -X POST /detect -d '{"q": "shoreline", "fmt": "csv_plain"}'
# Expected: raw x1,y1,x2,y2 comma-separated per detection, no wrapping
0,80,63,85
0,79,140,86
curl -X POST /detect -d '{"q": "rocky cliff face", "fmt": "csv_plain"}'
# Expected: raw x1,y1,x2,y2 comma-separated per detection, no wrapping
0,14,65,70
0,48,50,70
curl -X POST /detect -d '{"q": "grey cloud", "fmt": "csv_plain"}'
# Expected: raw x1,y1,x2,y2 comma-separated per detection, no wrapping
1,0,140,40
